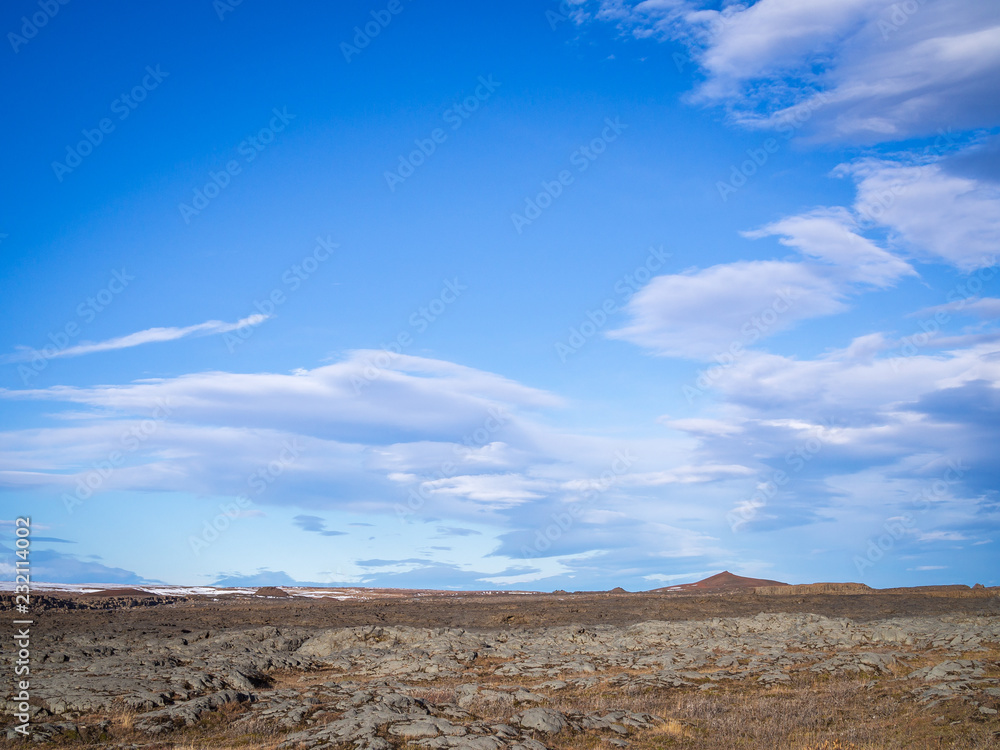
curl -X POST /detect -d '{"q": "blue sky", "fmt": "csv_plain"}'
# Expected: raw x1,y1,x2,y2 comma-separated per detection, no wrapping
1,0,998,590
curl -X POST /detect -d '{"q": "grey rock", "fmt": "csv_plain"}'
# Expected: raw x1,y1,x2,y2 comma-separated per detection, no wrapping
519,707,568,733
511,740,547,750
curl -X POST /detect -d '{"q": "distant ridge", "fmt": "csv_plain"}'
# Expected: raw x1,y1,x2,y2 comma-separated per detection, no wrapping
754,583,998,597
254,586,292,597
652,570,788,593
754,582,871,596
79,587,157,598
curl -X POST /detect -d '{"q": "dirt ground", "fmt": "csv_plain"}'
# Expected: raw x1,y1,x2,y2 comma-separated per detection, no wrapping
23,587,1000,633
3,589,998,749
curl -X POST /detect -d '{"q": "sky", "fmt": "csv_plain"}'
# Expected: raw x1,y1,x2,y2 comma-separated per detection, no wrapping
0,0,998,591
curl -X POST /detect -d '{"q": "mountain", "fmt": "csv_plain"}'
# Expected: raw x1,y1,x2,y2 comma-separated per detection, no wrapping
651,570,788,593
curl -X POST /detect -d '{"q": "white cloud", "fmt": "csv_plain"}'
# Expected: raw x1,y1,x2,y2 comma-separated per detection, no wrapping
418,473,552,507
643,325,1000,539
586,0,1000,143
710,337,1000,418
643,569,715,583
607,259,846,358
0,353,569,511
0,353,701,529
917,531,968,542
3,341,994,585
477,550,604,585
615,464,754,486
609,140,999,361
915,297,1000,320
842,158,1000,271
659,417,744,437
368,440,530,475
0,315,268,363
1,351,561,438
606,206,916,359
742,208,915,286
693,0,876,100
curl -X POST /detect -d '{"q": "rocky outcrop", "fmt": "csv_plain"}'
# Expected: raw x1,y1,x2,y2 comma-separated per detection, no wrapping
0,593,185,612
5,611,998,745
255,586,292,597
877,585,1000,598
755,582,873,596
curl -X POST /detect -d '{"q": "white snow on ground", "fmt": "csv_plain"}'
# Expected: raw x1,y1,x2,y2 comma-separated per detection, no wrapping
0,581,367,598
0,582,540,598
0,582,254,596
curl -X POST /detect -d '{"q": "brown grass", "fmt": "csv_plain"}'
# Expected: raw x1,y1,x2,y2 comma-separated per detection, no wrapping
448,672,999,750
4,657,997,750
108,703,136,733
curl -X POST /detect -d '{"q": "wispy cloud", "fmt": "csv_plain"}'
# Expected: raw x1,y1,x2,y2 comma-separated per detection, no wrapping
606,258,848,357
293,514,346,537
917,531,968,543
584,0,1000,143
1,314,268,363
843,157,1000,271
913,298,1000,320
30,536,77,544
436,526,482,537
608,137,1000,359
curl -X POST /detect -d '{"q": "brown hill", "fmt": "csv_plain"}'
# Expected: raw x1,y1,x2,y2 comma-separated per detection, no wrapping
254,586,291,597
79,587,155,598
652,571,788,593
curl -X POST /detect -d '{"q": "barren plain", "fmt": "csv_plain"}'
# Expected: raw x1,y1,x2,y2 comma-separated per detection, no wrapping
2,578,999,749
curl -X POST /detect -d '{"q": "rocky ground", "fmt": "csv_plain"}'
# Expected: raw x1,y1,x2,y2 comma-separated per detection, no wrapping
1,589,999,749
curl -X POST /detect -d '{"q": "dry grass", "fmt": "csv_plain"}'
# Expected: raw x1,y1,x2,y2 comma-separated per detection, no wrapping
169,743,283,749
406,685,457,705
650,717,689,738
107,703,136,733
447,672,999,750
5,659,998,750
